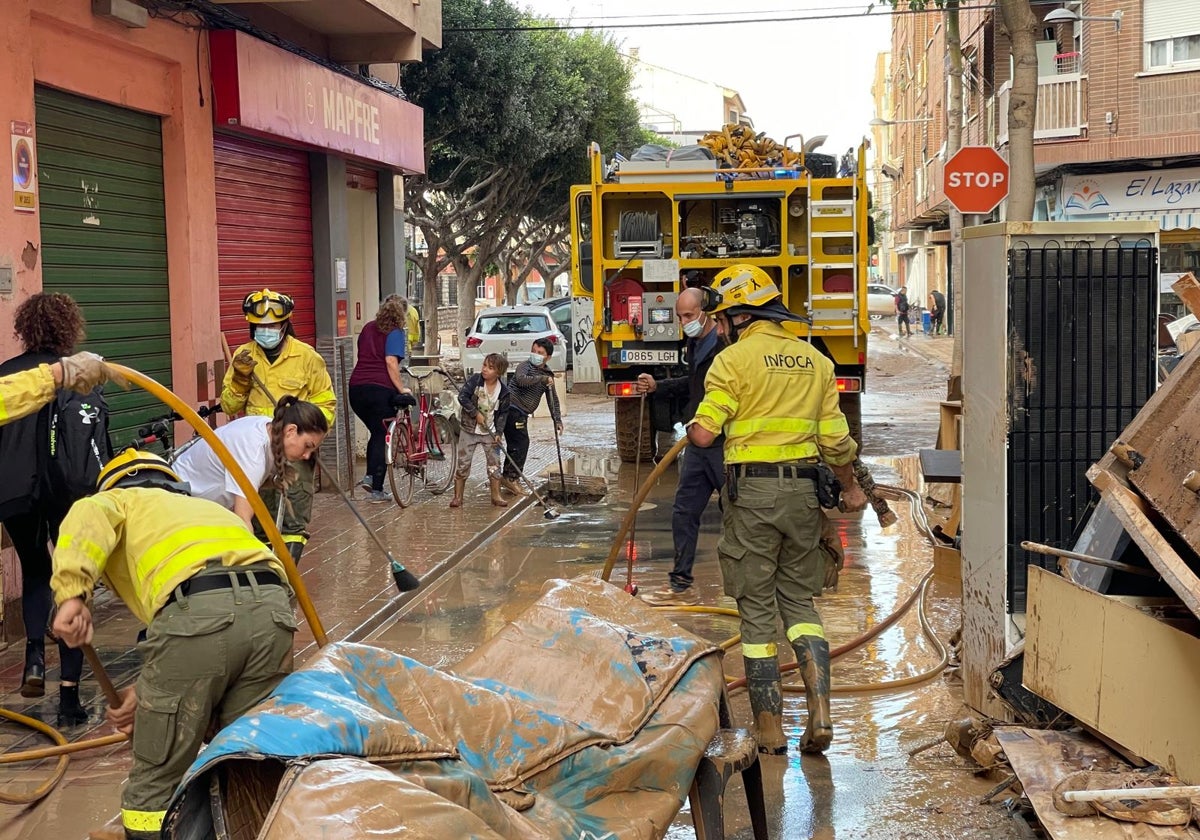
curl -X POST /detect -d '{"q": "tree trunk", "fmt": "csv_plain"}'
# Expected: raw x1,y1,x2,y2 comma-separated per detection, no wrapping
998,0,1038,221
946,0,966,379
455,256,483,341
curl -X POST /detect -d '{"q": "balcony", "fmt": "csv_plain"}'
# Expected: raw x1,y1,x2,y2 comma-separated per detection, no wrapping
209,0,442,63
997,73,1086,145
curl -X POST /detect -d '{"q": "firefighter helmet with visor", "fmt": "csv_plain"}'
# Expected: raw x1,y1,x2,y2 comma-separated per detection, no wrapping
243,289,295,325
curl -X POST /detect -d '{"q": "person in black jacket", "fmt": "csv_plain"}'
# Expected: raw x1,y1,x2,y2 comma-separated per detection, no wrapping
0,292,90,724
635,287,724,606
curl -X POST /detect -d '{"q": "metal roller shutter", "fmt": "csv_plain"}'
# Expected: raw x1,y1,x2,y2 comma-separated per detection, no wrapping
215,135,316,348
35,86,172,448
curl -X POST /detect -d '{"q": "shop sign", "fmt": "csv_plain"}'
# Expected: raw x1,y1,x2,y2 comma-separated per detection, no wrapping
11,121,36,212
210,30,424,174
1062,166,1200,216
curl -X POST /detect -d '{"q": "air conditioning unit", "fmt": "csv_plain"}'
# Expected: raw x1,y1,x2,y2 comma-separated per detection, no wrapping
907,229,927,248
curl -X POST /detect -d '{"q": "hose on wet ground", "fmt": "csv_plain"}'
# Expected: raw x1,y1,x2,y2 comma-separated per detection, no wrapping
599,439,949,694
1,364,330,805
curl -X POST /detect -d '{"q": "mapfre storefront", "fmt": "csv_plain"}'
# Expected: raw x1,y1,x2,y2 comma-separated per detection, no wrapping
209,30,424,349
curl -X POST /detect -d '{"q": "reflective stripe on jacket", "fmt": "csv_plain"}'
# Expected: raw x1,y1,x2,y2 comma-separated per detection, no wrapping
691,320,857,466
0,364,56,428
51,487,286,625
220,337,336,426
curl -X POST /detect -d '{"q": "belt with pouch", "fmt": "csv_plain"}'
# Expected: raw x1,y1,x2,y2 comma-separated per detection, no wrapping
161,569,283,611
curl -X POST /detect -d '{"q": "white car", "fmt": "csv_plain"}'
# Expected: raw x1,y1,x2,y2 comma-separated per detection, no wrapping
462,305,567,376
867,283,900,320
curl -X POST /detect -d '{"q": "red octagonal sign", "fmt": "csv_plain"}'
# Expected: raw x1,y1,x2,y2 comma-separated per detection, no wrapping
944,146,1010,214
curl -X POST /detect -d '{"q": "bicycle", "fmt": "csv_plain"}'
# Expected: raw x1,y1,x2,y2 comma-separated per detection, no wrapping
127,404,222,462
385,367,460,507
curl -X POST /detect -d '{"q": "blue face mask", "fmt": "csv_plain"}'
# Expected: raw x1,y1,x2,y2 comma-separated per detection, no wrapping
682,316,705,338
254,326,285,350
528,353,545,366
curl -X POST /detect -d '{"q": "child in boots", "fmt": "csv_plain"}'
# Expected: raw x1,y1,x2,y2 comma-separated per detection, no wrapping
450,353,511,508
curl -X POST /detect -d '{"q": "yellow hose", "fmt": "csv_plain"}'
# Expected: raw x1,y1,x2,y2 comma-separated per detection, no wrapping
1,364,333,803
601,436,688,583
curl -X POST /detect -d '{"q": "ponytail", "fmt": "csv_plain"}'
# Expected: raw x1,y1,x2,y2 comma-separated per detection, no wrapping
268,396,330,495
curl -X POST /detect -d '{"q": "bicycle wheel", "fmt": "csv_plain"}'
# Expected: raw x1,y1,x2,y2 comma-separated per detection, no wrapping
387,421,417,508
423,415,458,494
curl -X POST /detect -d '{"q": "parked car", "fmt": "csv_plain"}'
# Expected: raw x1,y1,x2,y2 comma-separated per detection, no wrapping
543,296,573,369
867,283,900,320
463,305,567,376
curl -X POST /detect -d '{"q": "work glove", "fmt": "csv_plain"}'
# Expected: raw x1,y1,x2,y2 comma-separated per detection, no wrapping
59,351,113,394
231,348,257,393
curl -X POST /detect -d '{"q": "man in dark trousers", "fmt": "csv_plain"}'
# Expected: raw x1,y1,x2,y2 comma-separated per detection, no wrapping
928,288,946,335
894,285,912,337
635,286,723,606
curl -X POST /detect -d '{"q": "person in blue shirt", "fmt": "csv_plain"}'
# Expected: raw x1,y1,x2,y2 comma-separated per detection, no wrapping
349,296,413,501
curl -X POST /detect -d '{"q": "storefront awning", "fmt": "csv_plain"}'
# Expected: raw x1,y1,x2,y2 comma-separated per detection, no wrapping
1107,210,1199,231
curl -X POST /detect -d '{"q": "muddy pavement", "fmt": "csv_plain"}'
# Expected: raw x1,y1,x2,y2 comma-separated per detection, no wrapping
371,331,1029,839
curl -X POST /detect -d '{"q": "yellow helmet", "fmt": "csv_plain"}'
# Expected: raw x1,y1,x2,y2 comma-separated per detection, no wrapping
705,264,806,324
243,289,295,325
97,448,184,493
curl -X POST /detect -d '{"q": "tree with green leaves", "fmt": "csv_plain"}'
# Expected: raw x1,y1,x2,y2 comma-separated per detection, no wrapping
399,0,650,346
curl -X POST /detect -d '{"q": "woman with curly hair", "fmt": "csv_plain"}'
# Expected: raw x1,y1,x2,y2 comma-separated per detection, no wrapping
0,292,92,724
349,295,414,502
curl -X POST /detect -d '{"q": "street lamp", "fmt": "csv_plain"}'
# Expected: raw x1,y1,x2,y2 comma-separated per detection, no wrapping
869,116,934,127
1043,7,1122,31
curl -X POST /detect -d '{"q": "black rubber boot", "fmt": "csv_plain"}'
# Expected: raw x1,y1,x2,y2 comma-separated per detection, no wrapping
287,541,305,566
744,655,788,755
792,635,833,753
20,639,46,698
58,684,90,726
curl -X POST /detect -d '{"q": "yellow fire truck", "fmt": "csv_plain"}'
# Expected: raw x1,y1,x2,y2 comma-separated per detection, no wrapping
570,136,873,461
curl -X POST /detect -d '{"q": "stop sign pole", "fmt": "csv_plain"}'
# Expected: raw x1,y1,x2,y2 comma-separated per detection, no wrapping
944,146,1010,215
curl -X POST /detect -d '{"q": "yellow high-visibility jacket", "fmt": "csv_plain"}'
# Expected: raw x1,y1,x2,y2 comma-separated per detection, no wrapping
406,305,420,345
0,364,56,427
691,320,858,466
221,337,336,426
51,487,286,625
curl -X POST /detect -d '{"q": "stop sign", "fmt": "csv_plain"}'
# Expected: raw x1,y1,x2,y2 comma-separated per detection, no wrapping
944,146,1010,214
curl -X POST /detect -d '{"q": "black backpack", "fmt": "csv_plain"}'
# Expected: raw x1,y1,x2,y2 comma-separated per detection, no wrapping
48,387,113,502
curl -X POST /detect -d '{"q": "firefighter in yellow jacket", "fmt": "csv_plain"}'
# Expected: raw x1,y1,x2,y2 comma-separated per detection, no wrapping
687,265,867,756
0,351,113,426
221,289,336,563
51,449,295,840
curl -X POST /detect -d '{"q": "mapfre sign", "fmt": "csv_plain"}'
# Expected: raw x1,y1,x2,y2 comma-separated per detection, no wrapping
944,146,1009,214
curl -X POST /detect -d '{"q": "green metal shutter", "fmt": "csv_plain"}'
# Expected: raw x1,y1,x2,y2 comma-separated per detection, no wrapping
35,87,171,449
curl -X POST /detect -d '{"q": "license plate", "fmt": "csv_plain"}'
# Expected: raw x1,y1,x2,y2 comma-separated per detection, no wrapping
619,349,678,364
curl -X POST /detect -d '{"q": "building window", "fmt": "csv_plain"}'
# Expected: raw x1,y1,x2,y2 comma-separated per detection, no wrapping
1144,0,1200,71
439,274,458,307
477,278,487,301
728,109,739,124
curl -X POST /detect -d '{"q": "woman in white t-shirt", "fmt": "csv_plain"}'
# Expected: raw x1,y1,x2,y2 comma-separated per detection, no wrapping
173,396,328,528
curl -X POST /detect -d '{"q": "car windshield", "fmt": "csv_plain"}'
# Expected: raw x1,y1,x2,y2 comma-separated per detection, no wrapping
477,314,551,335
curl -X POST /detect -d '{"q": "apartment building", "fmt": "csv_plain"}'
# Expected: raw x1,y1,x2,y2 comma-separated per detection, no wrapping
879,0,1200,304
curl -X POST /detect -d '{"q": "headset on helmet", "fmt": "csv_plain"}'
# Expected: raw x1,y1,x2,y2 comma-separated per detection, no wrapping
97,448,189,494
243,289,295,325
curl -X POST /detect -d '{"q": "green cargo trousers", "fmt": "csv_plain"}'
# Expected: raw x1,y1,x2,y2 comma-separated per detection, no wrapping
717,473,826,652
121,568,296,839
254,457,315,553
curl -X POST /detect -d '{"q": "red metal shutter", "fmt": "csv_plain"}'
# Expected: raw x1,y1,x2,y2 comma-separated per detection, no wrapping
346,161,378,191
215,135,316,347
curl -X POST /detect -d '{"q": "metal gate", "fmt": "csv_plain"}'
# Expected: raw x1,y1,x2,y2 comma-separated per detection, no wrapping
1006,242,1158,611
35,86,172,447
214,135,316,348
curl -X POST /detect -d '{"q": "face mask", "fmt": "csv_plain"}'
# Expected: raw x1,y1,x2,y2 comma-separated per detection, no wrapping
528,353,545,366
682,315,705,339
254,326,285,350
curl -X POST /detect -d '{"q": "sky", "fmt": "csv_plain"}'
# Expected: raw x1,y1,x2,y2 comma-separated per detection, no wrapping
516,1,894,158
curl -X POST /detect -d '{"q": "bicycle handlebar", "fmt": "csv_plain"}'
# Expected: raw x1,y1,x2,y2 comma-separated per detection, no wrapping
135,404,222,440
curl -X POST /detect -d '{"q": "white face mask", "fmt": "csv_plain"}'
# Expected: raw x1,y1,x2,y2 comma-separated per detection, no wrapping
528,352,545,366
254,326,285,350
682,315,705,338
